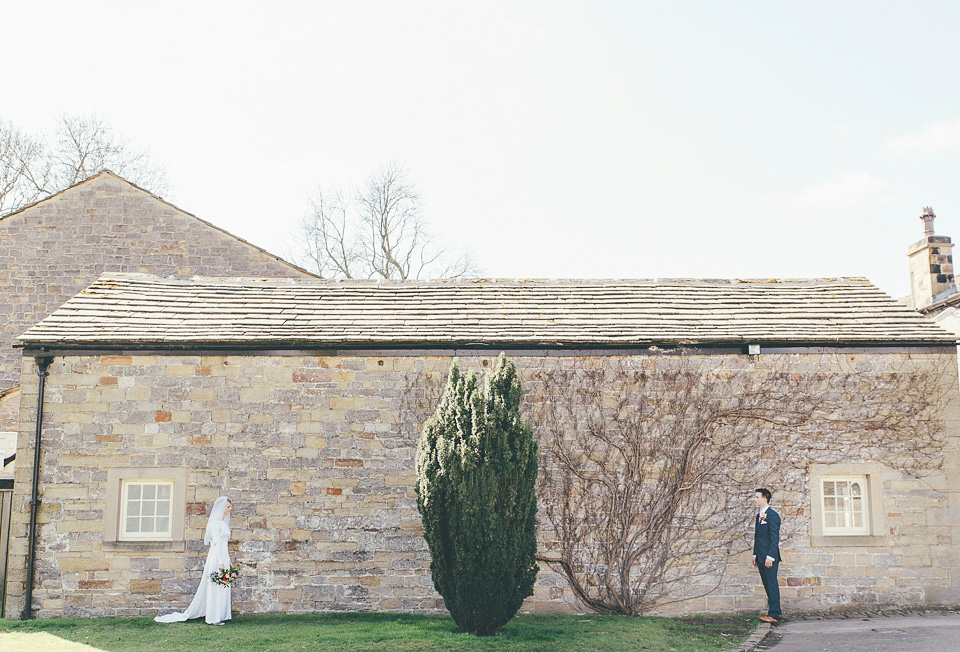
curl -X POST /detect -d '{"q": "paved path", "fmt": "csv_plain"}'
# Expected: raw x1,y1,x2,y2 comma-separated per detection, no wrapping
757,612,960,652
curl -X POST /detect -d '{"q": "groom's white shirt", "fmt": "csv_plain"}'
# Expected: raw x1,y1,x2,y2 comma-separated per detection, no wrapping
753,506,775,564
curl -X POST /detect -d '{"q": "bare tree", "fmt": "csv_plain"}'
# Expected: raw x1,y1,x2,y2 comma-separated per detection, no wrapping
0,115,167,215
527,353,950,615
47,115,167,193
0,120,48,214
297,164,479,279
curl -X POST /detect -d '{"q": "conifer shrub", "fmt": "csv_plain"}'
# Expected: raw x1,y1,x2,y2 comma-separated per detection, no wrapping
415,353,539,636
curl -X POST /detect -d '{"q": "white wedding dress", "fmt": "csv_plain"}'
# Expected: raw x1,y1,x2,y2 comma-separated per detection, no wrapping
155,496,232,625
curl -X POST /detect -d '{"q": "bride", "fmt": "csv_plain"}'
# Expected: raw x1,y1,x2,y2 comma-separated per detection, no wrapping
155,496,233,625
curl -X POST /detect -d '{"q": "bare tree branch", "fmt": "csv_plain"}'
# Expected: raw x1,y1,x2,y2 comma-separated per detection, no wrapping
0,114,167,215
296,163,481,280
298,190,360,279
48,115,167,194
0,120,48,213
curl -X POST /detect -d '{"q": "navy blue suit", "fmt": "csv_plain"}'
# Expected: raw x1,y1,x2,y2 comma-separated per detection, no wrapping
753,508,782,620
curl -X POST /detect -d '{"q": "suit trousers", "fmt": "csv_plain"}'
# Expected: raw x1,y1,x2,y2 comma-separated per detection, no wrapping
757,561,781,619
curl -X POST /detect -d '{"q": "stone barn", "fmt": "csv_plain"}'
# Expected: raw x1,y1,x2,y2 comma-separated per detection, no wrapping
3,272,960,619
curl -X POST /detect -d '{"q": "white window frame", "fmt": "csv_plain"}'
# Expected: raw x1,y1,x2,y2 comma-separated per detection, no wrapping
820,475,869,536
119,479,175,541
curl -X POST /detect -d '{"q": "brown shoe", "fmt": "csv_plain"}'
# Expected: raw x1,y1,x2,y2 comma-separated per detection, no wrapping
759,615,780,623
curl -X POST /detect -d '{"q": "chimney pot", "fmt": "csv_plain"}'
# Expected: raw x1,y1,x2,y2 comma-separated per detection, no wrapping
921,207,936,236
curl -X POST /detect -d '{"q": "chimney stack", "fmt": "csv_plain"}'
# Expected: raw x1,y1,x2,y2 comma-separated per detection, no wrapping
908,207,955,309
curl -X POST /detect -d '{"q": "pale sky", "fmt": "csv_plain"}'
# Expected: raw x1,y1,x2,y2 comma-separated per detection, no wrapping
3,1,959,298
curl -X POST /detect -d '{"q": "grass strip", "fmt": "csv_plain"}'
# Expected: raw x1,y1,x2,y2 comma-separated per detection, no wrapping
1,612,756,652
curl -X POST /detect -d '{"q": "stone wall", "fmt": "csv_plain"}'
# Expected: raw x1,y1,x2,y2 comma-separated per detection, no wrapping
4,349,960,618
0,172,314,432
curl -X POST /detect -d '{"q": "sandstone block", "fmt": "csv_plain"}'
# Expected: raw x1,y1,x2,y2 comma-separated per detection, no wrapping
130,580,162,594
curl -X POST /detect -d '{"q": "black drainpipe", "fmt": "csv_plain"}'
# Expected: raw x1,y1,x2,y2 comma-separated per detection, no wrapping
22,356,52,620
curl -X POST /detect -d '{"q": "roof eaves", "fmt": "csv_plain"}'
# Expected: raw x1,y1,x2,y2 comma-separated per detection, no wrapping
16,336,959,352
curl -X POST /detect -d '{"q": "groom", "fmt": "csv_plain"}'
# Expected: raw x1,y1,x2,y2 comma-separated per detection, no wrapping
752,487,782,623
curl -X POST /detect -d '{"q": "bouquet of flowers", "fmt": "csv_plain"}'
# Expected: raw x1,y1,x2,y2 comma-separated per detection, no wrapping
210,565,239,587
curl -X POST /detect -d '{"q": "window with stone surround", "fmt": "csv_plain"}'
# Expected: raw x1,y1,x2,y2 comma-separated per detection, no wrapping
809,463,885,547
104,467,187,550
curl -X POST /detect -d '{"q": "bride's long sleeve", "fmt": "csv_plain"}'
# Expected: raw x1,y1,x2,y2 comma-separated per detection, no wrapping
213,520,231,567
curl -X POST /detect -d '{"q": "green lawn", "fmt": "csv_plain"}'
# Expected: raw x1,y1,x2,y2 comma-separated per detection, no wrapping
0,612,756,652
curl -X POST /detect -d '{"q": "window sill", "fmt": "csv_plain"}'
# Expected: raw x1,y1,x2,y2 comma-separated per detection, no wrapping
810,534,886,547
103,540,185,552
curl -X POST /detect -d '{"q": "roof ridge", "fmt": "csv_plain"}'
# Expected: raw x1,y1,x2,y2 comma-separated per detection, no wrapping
92,272,877,287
